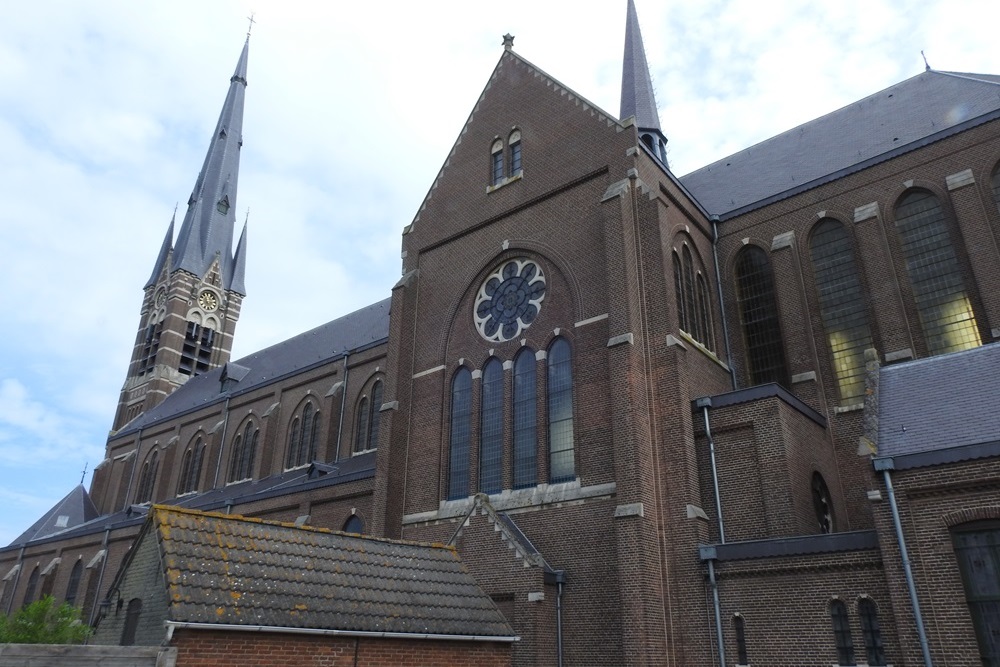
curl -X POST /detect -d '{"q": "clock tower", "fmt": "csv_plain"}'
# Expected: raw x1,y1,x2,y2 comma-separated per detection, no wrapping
112,38,250,432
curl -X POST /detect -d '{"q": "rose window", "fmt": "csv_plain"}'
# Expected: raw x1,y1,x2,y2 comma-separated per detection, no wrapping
474,259,546,342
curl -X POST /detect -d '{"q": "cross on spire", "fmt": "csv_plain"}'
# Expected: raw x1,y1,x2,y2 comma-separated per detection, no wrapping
247,12,256,39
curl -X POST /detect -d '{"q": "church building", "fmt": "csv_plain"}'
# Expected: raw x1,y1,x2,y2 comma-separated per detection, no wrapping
3,2,1000,665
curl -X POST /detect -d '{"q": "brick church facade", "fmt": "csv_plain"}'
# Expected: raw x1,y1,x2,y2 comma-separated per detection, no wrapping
4,2,1000,665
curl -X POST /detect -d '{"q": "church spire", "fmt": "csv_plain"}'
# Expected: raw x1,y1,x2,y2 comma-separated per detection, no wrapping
171,37,249,295
620,0,669,167
144,209,175,289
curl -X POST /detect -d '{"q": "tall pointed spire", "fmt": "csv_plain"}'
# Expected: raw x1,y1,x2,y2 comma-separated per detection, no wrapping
145,210,175,288
620,0,669,167
171,37,249,295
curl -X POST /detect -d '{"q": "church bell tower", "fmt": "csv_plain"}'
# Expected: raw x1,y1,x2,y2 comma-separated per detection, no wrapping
113,38,250,432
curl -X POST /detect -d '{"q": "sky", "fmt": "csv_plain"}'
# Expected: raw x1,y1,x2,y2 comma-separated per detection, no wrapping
1,0,999,547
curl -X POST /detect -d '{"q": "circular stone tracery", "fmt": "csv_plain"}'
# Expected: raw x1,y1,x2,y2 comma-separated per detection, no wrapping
474,258,546,342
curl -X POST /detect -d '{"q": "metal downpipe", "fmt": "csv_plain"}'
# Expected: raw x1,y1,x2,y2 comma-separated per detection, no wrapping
708,559,727,667
882,468,934,666
698,397,727,667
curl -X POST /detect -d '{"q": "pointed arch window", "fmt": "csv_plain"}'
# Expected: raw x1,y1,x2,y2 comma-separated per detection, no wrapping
353,381,383,455
673,252,687,332
952,521,1000,667
448,369,473,499
513,349,537,489
548,338,575,483
810,218,873,402
895,189,980,355
682,246,697,338
228,421,258,483
22,566,39,608
812,471,834,534
491,139,504,185
509,130,522,174
121,598,142,646
858,598,886,666
830,599,855,665
480,359,504,494
179,321,215,376
697,274,713,351
135,450,159,504
287,401,320,468
343,515,365,535
735,246,788,387
177,437,205,495
733,614,749,666
139,320,163,375
65,560,83,607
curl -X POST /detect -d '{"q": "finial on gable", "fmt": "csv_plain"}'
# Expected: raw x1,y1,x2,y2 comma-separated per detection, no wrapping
502,33,514,51
921,50,930,72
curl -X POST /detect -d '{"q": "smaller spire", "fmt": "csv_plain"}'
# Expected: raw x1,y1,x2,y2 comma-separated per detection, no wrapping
145,211,175,289
620,0,669,167
502,33,514,51
231,215,249,297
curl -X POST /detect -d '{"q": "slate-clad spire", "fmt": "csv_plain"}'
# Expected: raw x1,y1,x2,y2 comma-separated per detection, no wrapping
171,37,249,295
145,211,175,288
620,0,669,167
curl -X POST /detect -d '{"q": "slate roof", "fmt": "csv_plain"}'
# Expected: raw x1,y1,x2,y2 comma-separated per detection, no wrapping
680,70,1000,218
8,485,99,547
150,506,515,638
878,343,1000,459
117,297,390,436
620,0,662,132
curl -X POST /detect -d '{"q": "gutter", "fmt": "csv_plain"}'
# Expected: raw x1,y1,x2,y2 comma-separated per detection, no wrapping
163,621,519,644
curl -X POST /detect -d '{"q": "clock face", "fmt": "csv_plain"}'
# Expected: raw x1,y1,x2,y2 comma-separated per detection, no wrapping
198,291,219,312
154,289,166,307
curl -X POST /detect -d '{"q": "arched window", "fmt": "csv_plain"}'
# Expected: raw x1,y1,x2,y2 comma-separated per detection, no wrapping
830,599,855,666
509,130,522,174
952,521,1000,666
354,397,369,454
733,615,749,666
287,401,319,468
895,189,980,355
448,369,473,499
810,219,874,402
734,246,788,387
548,338,575,483
135,450,159,504
65,560,83,607
353,382,383,454
673,252,687,332
682,246,697,339
697,274,713,351
367,381,382,451
480,359,504,494
858,598,886,666
812,472,834,534
343,515,364,535
513,349,537,489
228,422,257,483
179,321,215,376
491,139,504,185
22,566,39,607
121,598,142,646
176,437,204,495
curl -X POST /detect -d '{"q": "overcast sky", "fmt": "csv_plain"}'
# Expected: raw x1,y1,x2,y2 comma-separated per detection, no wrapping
1,0,998,546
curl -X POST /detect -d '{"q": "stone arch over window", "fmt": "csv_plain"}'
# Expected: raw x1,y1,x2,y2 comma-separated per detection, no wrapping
353,379,383,455
176,436,205,496
857,597,886,666
812,471,835,534
734,245,788,387
343,514,365,535
509,129,522,175
287,399,320,468
228,420,258,483
951,520,1000,666
893,188,980,355
448,367,473,500
135,449,159,504
809,217,874,402
512,348,537,489
490,138,504,185
65,559,83,607
547,337,575,483
22,566,39,607
829,599,855,666
733,614,748,666
479,358,504,494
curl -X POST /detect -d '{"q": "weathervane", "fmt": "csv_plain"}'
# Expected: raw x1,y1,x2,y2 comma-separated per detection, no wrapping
80,462,88,485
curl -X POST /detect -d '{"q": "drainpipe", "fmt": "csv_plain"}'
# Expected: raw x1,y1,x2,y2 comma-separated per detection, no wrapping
334,353,350,463
211,395,233,488
121,428,143,511
555,570,566,667
3,545,25,615
697,396,727,667
710,215,737,390
877,462,934,666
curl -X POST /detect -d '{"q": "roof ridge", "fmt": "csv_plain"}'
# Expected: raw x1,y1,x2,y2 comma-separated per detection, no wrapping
932,69,1000,86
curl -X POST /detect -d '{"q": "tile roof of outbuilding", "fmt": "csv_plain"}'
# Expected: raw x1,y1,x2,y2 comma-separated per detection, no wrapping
878,343,1000,459
116,297,390,436
151,506,515,638
680,70,1000,218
